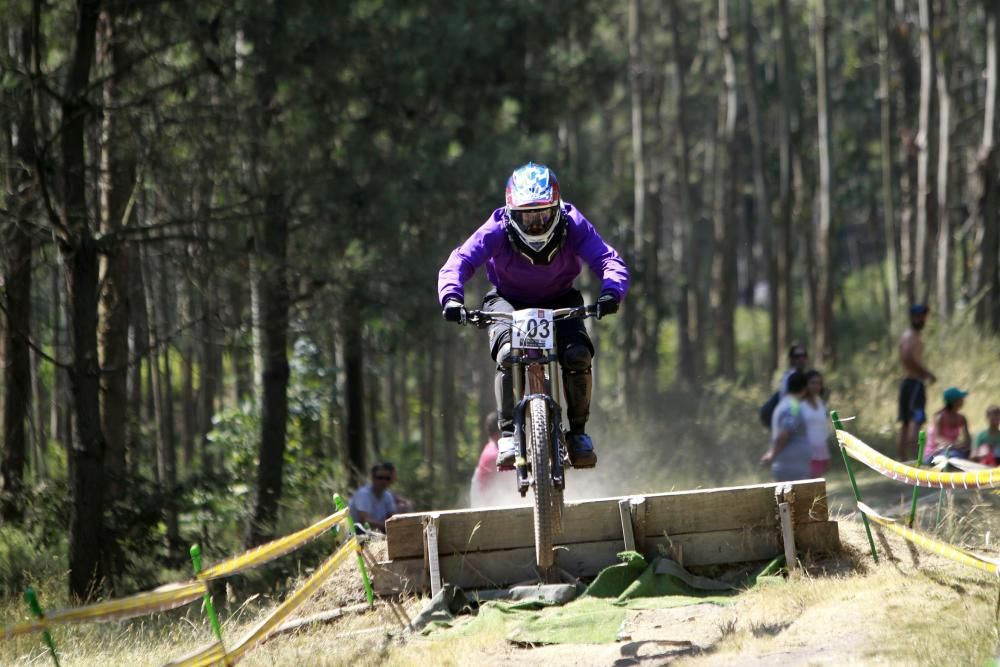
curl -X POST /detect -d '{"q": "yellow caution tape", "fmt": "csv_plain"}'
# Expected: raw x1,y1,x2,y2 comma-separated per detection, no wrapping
3,582,207,639
162,640,227,667
198,508,349,580
2,508,350,642
223,538,360,664
837,430,1000,489
857,502,1000,576
930,456,994,473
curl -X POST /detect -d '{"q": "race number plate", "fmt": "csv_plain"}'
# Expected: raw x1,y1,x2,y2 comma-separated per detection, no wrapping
511,308,554,350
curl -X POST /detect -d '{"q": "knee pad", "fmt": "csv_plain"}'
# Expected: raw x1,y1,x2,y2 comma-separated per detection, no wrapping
496,343,513,370
562,345,592,374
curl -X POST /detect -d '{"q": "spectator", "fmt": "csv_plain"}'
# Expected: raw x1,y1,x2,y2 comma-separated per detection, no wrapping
470,412,520,507
923,387,972,463
758,344,809,429
973,405,1000,465
379,461,414,513
761,371,811,482
348,463,398,533
800,369,832,477
778,344,810,399
898,304,936,461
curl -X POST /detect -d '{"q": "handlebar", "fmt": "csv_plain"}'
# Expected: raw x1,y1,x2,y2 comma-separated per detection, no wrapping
464,304,598,328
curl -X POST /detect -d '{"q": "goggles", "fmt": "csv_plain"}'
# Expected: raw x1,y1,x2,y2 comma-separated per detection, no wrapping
510,205,559,236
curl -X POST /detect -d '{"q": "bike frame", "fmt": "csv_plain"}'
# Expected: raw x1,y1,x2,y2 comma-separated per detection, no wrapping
511,342,567,497
466,305,596,496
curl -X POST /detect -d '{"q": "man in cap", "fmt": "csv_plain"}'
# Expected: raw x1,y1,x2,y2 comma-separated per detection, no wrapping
898,304,936,461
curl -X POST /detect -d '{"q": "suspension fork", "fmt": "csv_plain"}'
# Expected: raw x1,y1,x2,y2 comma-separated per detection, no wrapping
512,359,530,496
513,390,566,494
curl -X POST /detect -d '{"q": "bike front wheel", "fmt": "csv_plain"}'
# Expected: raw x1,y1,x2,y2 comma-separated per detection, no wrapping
528,396,558,579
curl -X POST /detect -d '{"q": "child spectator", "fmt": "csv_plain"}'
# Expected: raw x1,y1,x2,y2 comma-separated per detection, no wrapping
973,405,1000,466
800,370,832,477
761,371,811,482
923,387,972,463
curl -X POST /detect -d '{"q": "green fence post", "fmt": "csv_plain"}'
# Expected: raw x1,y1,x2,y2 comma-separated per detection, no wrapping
189,545,223,642
907,430,927,528
24,587,59,667
334,493,375,606
830,410,879,563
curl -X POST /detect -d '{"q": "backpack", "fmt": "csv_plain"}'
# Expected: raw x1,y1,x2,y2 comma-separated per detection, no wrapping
759,390,780,428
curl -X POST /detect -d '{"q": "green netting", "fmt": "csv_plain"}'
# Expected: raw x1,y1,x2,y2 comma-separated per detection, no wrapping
421,551,778,645
505,597,626,645
582,550,648,598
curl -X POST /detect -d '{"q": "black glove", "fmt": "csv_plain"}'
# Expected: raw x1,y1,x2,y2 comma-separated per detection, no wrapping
596,292,620,319
442,299,467,324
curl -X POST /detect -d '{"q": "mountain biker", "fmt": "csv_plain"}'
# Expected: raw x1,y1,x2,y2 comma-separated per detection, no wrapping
437,162,630,471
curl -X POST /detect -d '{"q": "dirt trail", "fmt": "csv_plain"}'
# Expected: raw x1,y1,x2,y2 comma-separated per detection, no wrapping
437,513,990,667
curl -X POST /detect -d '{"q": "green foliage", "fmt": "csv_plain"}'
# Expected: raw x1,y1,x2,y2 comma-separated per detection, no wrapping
0,526,62,597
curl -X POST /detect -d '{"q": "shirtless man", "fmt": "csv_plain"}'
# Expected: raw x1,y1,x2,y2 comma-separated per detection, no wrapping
898,304,936,461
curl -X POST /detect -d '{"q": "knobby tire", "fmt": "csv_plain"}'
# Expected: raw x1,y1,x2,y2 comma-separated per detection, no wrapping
529,397,557,576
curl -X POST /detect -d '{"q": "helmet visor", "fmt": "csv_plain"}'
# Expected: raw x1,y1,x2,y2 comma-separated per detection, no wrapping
511,206,559,237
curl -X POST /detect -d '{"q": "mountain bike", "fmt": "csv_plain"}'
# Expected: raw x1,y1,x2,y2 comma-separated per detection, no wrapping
466,304,599,582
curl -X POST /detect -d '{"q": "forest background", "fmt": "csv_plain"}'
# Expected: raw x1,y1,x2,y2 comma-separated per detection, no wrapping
1,0,999,604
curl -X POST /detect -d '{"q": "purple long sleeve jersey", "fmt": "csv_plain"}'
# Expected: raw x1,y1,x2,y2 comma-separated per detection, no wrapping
437,203,630,306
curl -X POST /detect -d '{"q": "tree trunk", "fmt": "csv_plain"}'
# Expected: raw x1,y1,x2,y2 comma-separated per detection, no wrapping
814,0,835,365
915,0,935,303
30,346,47,481
878,0,900,323
776,0,797,357
666,0,696,384
343,292,366,489
712,0,737,378
199,282,219,475
440,327,457,480
180,284,196,472
368,354,382,462
401,351,413,449
628,0,644,266
623,0,645,409
975,0,999,330
2,208,32,524
145,248,179,546
126,242,148,475
230,277,253,406
1,19,38,523
247,193,290,546
63,0,106,601
420,340,436,485
891,9,920,306
934,1,952,320
740,0,777,373
327,317,342,460
249,251,264,407
51,266,70,452
387,348,401,448
97,6,132,503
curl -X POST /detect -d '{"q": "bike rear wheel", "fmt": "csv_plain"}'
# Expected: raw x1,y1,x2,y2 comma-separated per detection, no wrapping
528,397,558,579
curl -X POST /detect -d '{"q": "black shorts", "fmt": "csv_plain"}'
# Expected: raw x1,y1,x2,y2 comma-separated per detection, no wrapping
483,288,595,363
898,378,927,424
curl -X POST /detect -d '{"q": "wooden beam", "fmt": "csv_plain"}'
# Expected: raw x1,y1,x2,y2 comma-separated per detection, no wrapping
630,496,647,553
775,484,798,571
386,479,830,560
423,515,442,596
619,499,636,552
374,521,840,595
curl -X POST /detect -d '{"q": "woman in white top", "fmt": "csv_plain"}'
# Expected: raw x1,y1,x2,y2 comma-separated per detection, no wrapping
800,370,832,477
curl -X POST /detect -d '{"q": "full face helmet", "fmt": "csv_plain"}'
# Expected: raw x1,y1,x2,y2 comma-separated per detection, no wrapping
504,162,567,264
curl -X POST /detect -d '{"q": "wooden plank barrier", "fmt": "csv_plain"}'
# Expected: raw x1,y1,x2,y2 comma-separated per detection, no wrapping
374,479,839,594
